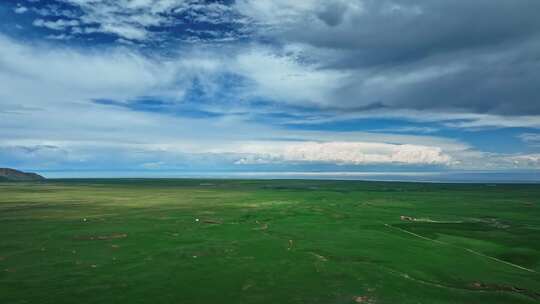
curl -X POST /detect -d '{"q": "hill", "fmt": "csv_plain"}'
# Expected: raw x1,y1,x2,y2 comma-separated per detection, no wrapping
0,168,45,181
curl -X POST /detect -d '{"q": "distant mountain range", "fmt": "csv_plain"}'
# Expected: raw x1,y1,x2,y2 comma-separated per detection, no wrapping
0,168,45,181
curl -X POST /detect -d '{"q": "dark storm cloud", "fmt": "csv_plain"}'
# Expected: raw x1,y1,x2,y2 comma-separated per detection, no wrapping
293,0,540,66
316,2,348,27
258,0,540,116
332,39,540,115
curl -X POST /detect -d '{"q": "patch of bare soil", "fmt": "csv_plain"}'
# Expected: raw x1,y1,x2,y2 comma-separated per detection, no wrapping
75,233,127,241
253,220,268,230
400,215,462,223
353,295,375,303
287,239,294,251
400,215,415,221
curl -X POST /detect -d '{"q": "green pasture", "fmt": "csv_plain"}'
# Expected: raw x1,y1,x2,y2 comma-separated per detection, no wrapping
1,179,539,303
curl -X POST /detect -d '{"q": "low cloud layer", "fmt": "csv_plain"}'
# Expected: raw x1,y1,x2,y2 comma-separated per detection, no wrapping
232,141,451,165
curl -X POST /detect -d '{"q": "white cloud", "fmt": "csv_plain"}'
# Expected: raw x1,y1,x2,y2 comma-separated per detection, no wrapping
32,0,241,41
33,19,80,31
45,34,72,41
14,6,28,14
284,108,540,130
0,33,217,105
368,126,439,134
235,0,320,26
459,152,540,169
234,0,363,28
233,48,346,106
518,133,540,145
98,23,149,41
506,154,540,166
231,141,452,165
31,1,168,40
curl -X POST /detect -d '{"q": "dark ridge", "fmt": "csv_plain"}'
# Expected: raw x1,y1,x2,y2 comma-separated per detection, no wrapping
0,168,45,182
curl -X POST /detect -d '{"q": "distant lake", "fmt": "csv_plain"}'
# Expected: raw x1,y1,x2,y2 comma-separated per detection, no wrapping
41,170,540,183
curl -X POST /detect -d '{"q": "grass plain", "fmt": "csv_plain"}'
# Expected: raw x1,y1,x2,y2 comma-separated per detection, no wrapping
1,179,540,304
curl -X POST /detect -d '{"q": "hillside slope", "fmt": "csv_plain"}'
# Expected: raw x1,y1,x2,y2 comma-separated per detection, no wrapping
0,168,45,181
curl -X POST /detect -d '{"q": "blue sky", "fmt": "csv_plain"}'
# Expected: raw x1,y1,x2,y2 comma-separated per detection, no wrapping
1,0,540,176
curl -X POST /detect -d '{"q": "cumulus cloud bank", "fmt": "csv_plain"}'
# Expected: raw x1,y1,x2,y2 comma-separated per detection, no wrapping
233,142,451,166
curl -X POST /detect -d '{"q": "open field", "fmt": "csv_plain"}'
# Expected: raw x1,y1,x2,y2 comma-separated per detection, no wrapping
1,179,540,304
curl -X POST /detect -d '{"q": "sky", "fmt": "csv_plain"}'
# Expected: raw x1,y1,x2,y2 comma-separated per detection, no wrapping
1,0,540,177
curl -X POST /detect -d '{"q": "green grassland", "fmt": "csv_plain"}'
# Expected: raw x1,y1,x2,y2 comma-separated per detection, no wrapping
1,179,540,304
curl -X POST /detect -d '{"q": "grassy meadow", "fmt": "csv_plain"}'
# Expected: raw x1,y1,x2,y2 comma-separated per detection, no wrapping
1,179,540,303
